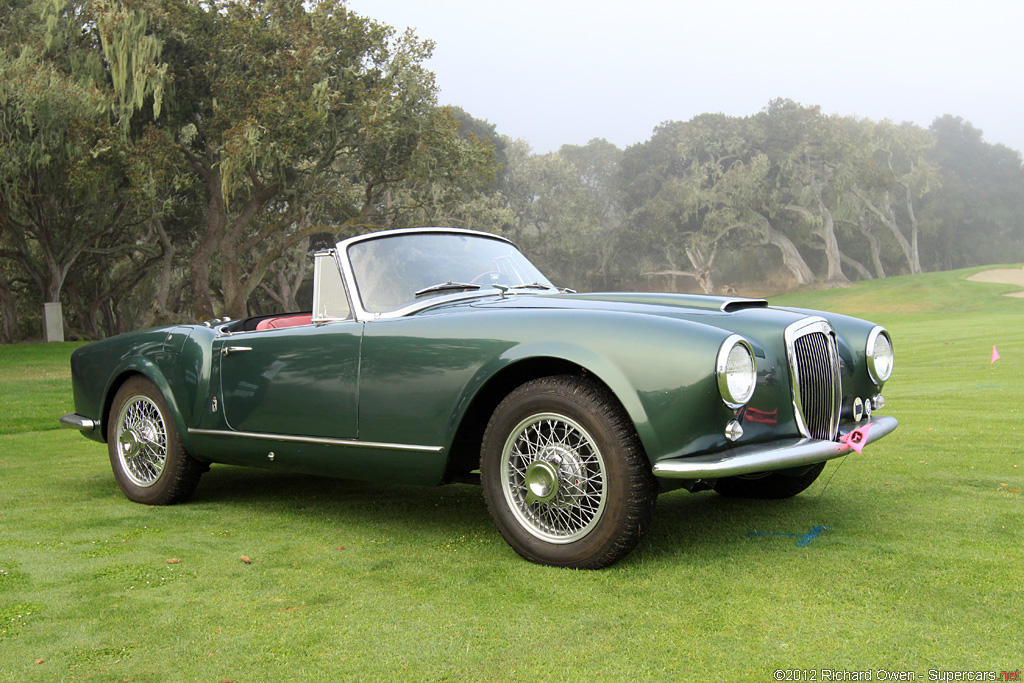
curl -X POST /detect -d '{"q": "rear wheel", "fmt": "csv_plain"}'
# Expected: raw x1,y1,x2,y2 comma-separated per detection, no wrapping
713,462,825,499
480,375,656,569
107,376,204,505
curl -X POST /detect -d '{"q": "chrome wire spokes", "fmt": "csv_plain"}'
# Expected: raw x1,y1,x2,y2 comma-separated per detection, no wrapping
116,396,168,487
501,413,607,543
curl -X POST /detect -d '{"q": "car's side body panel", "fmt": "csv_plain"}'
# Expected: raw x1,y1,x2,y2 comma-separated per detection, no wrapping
215,321,362,439
67,292,892,488
65,228,895,495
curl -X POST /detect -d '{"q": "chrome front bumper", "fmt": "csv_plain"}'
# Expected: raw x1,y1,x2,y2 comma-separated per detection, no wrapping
652,415,897,479
59,413,97,432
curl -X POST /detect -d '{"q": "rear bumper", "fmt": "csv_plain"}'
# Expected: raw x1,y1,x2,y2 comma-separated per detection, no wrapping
59,413,97,432
652,415,897,479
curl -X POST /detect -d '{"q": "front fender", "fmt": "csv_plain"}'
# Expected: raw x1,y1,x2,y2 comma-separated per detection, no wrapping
453,310,738,465
492,339,662,454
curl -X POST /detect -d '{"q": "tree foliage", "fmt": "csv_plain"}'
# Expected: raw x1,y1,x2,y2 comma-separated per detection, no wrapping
1,3,1022,342
0,0,501,336
144,0,499,318
0,0,162,339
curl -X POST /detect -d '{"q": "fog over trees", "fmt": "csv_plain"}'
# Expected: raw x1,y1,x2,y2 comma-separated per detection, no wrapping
2,0,1023,341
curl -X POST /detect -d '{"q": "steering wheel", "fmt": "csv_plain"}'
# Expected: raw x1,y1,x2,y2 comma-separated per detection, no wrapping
471,271,502,285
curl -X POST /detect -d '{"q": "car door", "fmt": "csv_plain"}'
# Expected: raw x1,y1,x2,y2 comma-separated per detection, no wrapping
215,320,362,439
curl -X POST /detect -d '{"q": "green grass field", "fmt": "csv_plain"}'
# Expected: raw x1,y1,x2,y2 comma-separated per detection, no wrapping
2,267,1022,681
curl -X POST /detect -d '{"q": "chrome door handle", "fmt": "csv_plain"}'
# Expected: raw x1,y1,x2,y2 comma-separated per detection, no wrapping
220,346,252,356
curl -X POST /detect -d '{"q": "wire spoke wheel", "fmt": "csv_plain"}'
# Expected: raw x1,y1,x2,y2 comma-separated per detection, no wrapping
107,376,204,505
501,413,607,544
481,375,656,569
115,396,169,487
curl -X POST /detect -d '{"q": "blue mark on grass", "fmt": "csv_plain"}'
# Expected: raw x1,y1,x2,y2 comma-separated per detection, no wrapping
747,525,829,546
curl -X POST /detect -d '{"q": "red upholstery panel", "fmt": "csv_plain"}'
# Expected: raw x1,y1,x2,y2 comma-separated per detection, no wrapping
255,314,313,331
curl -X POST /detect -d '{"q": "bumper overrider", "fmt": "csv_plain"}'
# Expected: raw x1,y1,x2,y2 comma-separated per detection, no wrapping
60,413,97,432
652,415,897,479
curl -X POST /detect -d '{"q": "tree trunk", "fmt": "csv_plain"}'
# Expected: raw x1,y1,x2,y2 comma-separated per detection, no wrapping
854,207,886,279
257,236,308,314
279,236,309,311
904,185,922,274
751,215,815,286
685,246,716,294
191,184,226,320
808,180,847,284
856,189,920,274
189,156,284,321
0,281,18,343
784,203,847,285
839,252,872,280
219,238,247,320
150,219,177,325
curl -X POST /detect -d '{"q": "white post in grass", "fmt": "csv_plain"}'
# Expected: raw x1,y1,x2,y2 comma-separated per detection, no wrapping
43,302,65,342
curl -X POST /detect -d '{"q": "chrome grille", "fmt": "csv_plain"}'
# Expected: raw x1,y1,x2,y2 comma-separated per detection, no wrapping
786,319,842,441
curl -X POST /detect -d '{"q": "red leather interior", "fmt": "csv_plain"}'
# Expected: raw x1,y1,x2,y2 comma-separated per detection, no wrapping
255,314,313,331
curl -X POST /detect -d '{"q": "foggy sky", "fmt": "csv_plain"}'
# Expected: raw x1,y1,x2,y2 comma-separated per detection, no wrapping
347,0,1024,155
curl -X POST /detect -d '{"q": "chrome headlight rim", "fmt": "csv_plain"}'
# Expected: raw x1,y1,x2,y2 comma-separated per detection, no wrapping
866,326,894,385
716,335,757,409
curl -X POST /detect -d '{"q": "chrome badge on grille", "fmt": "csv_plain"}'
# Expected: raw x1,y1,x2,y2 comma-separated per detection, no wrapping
785,317,842,440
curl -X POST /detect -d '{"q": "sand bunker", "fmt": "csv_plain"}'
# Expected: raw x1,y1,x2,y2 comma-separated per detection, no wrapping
966,267,1024,297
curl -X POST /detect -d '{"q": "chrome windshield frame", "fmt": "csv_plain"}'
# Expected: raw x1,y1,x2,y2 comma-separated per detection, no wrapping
336,228,547,322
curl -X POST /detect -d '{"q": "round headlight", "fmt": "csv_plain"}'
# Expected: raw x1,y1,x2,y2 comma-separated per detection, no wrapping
866,327,894,384
717,336,756,409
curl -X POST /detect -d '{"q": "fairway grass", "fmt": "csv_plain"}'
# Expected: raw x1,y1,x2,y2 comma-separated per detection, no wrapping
0,342,85,436
1,267,1022,681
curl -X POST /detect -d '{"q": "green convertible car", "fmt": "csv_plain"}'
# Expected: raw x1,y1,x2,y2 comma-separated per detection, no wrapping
61,227,896,568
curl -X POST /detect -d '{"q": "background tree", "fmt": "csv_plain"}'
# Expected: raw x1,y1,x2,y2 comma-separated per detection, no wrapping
3,2,1023,342
845,118,937,275
499,139,592,286
921,115,1024,269
142,0,499,319
753,100,849,285
557,139,624,289
0,0,191,339
0,0,164,337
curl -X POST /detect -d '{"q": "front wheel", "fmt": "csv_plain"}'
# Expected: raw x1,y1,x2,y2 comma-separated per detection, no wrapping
480,375,656,569
713,462,825,499
107,376,204,505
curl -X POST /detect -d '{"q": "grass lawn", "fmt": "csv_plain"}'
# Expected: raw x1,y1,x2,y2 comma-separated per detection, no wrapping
1,267,1022,681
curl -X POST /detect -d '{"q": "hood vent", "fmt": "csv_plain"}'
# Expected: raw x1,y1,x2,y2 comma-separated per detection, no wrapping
721,298,769,313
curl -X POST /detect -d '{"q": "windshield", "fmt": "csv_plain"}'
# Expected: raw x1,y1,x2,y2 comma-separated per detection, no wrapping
347,232,553,314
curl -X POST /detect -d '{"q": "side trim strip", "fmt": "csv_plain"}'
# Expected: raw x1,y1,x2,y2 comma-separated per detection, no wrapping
652,415,897,479
186,428,444,453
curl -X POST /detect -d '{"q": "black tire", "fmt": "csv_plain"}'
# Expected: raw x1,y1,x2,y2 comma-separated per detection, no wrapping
107,376,204,505
480,375,656,569
713,462,825,499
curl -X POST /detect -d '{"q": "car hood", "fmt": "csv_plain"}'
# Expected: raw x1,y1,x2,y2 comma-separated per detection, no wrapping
558,292,770,313
457,290,838,352
465,291,801,328
467,291,769,314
